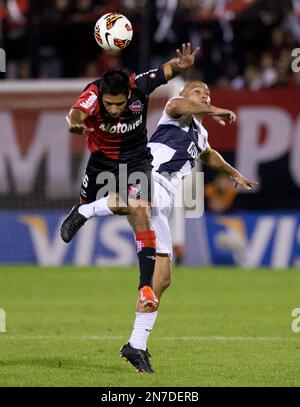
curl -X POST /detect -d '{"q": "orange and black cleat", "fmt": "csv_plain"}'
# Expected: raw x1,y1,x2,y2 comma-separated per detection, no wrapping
139,286,159,311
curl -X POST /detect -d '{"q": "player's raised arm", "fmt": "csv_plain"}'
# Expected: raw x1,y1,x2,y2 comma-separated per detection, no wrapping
163,43,200,81
166,97,236,125
166,97,215,118
200,148,257,190
209,107,236,126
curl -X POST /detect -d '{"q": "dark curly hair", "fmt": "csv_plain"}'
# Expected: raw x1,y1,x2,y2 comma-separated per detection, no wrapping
101,69,130,96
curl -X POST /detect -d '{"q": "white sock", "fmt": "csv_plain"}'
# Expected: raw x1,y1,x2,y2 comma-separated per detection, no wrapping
78,196,113,219
129,311,158,351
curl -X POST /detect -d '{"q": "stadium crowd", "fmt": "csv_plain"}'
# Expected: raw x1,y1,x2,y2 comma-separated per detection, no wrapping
1,0,299,87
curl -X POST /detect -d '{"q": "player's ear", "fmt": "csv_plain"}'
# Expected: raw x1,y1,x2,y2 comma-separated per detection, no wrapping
128,90,131,99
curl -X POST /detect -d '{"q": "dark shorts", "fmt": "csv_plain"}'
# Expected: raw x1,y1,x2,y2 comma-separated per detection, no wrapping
80,152,153,204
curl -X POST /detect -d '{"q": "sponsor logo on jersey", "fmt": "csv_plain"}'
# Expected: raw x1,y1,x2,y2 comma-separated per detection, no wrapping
128,100,142,113
99,115,143,133
187,141,200,160
80,91,97,109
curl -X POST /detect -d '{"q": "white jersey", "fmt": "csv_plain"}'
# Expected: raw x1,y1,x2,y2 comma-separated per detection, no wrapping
149,111,210,257
148,111,210,193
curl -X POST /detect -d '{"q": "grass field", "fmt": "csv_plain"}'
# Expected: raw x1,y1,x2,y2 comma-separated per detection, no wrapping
0,266,300,387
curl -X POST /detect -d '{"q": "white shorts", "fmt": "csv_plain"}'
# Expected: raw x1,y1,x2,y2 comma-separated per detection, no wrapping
151,180,175,258
127,175,176,259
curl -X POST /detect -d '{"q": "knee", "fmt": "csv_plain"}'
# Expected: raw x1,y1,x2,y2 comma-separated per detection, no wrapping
108,194,129,215
113,207,129,216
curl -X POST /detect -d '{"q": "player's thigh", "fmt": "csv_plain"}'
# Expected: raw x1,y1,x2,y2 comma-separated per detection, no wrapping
151,183,173,258
151,215,172,259
121,157,153,205
80,154,114,203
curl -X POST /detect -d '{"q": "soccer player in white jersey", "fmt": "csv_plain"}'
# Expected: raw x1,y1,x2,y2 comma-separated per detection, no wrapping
123,81,255,372
148,80,256,301
64,81,257,373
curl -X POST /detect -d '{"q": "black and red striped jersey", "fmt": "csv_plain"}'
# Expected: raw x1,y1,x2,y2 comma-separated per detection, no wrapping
72,67,167,161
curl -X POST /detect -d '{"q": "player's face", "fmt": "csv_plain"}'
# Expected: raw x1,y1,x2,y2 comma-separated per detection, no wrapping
187,84,211,105
102,93,128,118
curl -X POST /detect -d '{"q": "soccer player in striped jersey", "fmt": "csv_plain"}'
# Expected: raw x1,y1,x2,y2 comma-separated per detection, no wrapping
148,80,256,300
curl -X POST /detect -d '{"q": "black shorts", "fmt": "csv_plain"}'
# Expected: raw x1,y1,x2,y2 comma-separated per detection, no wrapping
80,152,153,204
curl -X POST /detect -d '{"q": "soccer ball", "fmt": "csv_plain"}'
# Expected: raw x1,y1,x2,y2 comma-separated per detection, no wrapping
94,13,133,51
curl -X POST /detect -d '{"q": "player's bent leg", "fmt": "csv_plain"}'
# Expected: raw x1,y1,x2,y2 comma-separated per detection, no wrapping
153,253,172,300
150,185,173,301
79,193,128,218
60,193,131,243
128,200,152,231
107,193,130,215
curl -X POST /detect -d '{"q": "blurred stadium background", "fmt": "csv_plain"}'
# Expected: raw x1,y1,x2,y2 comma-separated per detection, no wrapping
0,0,299,268
1,0,300,388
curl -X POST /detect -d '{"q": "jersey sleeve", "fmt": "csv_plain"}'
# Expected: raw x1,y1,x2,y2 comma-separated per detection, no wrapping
134,66,167,95
72,84,99,116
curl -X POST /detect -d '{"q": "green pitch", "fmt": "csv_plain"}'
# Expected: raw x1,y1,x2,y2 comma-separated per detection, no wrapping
0,266,300,387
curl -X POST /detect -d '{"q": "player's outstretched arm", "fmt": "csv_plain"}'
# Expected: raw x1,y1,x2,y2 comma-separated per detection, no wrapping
166,98,236,125
200,148,257,191
163,43,200,81
209,108,236,126
166,97,214,118
66,108,94,135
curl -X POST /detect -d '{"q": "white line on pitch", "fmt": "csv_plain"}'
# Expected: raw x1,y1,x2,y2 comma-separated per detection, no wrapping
0,335,297,341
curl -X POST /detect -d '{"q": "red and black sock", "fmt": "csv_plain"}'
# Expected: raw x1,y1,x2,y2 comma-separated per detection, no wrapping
136,230,156,289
